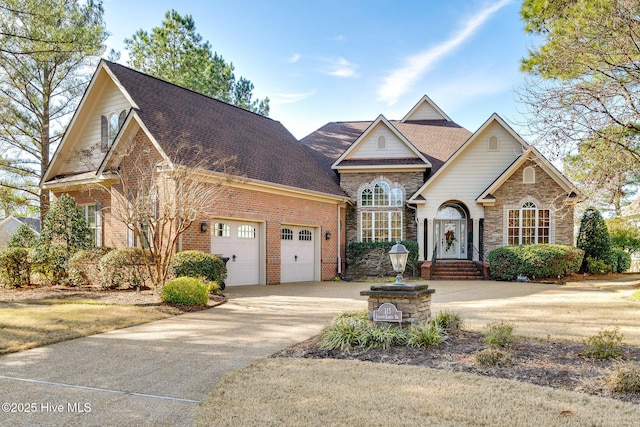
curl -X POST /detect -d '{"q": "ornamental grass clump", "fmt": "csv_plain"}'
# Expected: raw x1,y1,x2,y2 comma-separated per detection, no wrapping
606,362,640,394
161,277,209,306
319,311,369,351
581,327,624,360
407,323,445,348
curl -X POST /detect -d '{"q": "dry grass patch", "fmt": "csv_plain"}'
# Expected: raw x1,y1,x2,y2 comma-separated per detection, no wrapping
0,300,169,354
198,358,640,427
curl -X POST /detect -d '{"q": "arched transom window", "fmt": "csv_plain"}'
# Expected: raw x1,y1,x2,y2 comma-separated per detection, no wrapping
508,201,550,245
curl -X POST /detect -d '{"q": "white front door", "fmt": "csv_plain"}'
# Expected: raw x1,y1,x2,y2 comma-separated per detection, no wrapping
211,220,260,286
281,226,315,283
435,219,466,259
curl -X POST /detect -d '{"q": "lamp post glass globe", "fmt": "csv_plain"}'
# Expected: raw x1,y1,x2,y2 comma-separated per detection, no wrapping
388,241,409,285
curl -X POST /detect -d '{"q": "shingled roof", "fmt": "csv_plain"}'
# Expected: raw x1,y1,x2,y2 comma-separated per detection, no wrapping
300,119,472,183
103,61,346,198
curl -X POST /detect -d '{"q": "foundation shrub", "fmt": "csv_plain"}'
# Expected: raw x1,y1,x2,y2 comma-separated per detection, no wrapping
483,321,514,348
581,327,624,359
611,248,631,273
169,250,226,287
99,247,152,289
474,348,511,368
606,362,640,394
0,247,31,287
29,244,69,285
488,244,583,280
161,277,209,306
585,257,612,275
68,247,113,286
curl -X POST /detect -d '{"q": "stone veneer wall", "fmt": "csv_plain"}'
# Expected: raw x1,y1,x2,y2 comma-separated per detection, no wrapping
339,172,425,243
483,159,575,259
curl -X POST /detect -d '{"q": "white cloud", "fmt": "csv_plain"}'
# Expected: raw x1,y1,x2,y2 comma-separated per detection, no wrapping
326,57,358,78
287,53,301,63
377,0,512,105
331,35,346,42
270,90,316,105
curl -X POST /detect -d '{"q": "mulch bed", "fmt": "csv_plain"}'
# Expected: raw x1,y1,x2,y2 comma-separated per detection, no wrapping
274,331,640,404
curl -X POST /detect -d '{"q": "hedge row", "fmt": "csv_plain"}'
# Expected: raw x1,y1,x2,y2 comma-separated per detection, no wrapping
488,244,584,281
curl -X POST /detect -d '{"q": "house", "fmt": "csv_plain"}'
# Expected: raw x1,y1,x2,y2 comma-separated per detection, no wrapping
0,216,41,248
41,60,579,285
300,96,579,278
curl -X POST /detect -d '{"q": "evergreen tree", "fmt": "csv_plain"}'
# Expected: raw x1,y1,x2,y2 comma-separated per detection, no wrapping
577,208,613,272
37,194,91,255
7,222,37,248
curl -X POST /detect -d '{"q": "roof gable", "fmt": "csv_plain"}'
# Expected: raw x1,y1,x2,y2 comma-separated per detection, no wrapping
409,113,527,201
331,115,431,170
402,95,451,122
476,148,580,205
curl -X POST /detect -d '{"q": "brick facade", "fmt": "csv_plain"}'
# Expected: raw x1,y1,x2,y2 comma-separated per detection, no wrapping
55,132,346,285
483,159,575,258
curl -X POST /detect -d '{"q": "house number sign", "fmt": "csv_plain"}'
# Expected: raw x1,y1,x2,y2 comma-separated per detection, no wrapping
373,303,402,323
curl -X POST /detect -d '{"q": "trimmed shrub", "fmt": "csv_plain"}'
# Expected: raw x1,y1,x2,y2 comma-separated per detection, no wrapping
161,277,209,306
488,244,583,281
346,240,420,277
29,244,69,285
474,348,511,368
99,247,152,289
0,247,31,287
68,247,113,286
483,321,514,348
169,250,227,286
585,257,612,275
581,327,624,360
606,362,640,394
611,248,631,273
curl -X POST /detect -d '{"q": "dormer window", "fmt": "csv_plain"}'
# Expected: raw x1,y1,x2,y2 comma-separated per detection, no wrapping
101,109,127,152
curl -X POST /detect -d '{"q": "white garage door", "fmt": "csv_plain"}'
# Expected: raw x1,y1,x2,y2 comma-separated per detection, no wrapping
211,220,260,286
280,226,315,283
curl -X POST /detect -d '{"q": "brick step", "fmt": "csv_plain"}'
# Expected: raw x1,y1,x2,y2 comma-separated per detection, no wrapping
431,275,483,280
431,260,483,280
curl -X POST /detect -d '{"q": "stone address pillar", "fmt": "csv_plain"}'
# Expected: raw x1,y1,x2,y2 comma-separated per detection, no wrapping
360,283,435,329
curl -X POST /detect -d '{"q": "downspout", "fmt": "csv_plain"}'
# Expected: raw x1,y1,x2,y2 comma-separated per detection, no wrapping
337,200,346,274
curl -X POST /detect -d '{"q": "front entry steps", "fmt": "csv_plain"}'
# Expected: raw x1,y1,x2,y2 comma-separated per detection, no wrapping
422,259,484,280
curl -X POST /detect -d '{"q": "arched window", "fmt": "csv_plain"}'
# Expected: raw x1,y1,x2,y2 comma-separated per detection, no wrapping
281,228,293,240
508,201,550,245
299,230,312,241
377,135,386,150
108,113,120,145
238,225,256,239
523,166,535,184
374,182,390,206
359,180,404,242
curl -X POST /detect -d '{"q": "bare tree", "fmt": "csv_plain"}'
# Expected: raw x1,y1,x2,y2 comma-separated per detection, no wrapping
102,137,238,288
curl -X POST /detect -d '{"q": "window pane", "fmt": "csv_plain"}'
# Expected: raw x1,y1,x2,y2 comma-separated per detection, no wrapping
390,211,402,241
374,213,387,241
108,113,119,144
215,223,230,237
390,188,403,207
508,210,519,245
538,210,550,244
361,212,372,242
521,208,536,245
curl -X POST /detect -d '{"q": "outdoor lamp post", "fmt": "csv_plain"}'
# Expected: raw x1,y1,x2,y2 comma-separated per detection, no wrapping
388,241,409,285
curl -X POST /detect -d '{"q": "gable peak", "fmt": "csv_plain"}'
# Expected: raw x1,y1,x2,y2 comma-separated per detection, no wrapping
402,95,451,122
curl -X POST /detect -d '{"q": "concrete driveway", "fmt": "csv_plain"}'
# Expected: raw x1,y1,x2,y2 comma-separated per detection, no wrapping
0,279,638,426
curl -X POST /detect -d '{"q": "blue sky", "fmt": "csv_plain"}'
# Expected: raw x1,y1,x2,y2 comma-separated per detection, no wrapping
103,0,530,139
